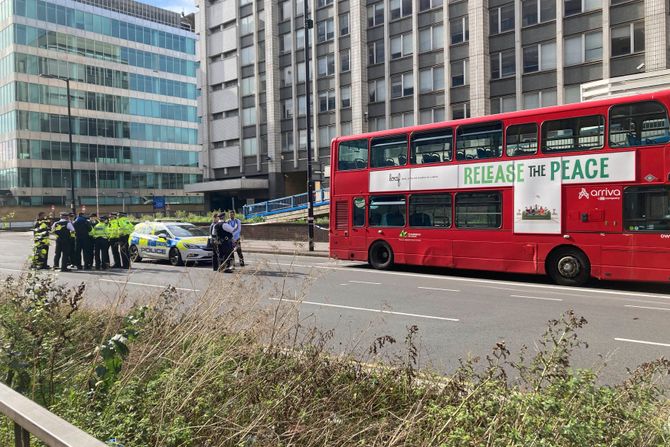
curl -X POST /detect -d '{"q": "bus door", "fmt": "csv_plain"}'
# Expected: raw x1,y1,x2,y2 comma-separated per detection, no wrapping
332,197,368,261
350,197,368,257
367,195,407,263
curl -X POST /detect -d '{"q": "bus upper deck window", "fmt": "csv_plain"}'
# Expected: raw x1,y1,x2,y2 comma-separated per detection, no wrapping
542,115,604,153
370,135,408,168
506,123,538,156
609,101,670,148
338,139,368,170
456,122,503,160
411,129,453,164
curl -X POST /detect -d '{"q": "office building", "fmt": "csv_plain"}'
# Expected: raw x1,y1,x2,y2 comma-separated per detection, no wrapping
192,0,667,208
0,0,202,211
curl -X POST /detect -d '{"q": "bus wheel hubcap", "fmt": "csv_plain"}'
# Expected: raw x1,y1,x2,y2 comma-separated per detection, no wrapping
558,256,579,278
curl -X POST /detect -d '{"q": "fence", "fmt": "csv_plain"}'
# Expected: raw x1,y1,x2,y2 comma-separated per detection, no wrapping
0,382,106,446
243,189,330,218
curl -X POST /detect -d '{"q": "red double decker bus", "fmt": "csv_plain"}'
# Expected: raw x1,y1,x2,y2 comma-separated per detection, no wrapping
329,90,670,286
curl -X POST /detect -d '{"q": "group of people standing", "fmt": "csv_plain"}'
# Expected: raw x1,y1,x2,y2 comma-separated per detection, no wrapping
32,211,134,272
209,210,244,273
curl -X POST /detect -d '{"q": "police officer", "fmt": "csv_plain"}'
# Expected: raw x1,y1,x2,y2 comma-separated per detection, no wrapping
117,212,134,269
51,212,75,272
31,212,50,269
210,213,220,272
213,212,236,273
108,212,122,268
73,213,93,270
91,215,111,270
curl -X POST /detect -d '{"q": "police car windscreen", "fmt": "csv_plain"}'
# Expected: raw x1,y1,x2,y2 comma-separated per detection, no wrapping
167,225,208,237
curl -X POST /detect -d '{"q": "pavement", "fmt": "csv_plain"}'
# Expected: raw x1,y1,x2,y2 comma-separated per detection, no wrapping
2,230,670,384
242,239,329,257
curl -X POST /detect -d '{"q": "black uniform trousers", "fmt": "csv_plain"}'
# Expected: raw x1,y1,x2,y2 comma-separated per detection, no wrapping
216,239,233,271
212,241,220,271
119,235,130,269
110,237,121,267
54,237,72,270
94,237,110,269
74,236,94,268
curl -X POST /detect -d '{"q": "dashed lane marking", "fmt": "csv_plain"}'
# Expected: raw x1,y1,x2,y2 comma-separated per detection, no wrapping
418,286,461,292
348,280,382,285
509,294,563,302
269,297,460,322
624,304,670,312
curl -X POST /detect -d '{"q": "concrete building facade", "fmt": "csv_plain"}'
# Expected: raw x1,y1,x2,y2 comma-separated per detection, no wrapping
0,0,202,210
192,0,669,208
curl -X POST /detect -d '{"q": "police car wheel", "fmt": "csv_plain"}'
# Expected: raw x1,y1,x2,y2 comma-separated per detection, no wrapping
129,245,142,262
169,248,184,266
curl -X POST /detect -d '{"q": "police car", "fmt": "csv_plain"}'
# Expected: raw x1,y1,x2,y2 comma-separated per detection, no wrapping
128,221,212,266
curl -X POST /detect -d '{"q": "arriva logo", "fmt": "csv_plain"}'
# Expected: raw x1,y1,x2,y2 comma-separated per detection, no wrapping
578,187,621,200
578,188,590,199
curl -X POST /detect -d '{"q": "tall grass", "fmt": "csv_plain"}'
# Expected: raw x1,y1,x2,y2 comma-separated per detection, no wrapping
0,270,668,446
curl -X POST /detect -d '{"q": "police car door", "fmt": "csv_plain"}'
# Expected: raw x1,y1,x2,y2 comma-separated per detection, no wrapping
151,223,170,259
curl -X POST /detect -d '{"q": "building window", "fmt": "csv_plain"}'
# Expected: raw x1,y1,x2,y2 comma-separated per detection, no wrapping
281,66,293,87
341,85,351,108
298,95,306,116
390,0,412,19
491,50,515,79
542,114,604,153
211,112,223,120
239,15,254,36
451,59,468,87
611,22,644,57
456,192,502,229
369,79,386,103
317,0,333,7
419,108,445,124
410,194,452,227
318,90,336,112
523,42,556,73
564,0,600,17
280,1,292,21
298,129,307,149
317,18,334,43
241,76,255,96
391,112,414,128
564,31,602,65
451,16,469,44
281,131,294,153
340,49,350,72
490,95,517,114
369,116,386,131
490,4,514,35
242,107,256,126
297,62,306,83
317,53,335,76
368,2,384,27
452,102,470,120
419,25,444,52
319,125,336,148
240,46,255,65
391,72,414,98
242,138,258,157
296,0,305,16
390,32,413,59
341,122,352,136
523,89,557,109
296,29,305,50
419,0,444,12
419,66,445,93
564,84,581,103
369,40,385,64
522,0,555,27
280,33,292,54
282,98,293,119
339,13,350,35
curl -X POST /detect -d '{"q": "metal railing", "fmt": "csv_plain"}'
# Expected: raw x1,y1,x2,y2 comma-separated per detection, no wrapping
243,188,330,218
0,382,106,446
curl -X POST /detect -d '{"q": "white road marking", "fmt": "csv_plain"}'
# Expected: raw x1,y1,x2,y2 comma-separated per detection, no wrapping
418,286,461,292
348,280,382,285
509,294,563,302
625,304,670,312
100,279,199,292
615,338,670,348
339,283,348,286
0,267,25,273
273,262,670,300
269,297,460,322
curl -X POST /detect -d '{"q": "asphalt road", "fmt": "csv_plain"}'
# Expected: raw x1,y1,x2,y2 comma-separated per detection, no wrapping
2,231,670,384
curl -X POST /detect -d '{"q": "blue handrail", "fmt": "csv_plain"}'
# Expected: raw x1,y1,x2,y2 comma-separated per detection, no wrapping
243,188,329,219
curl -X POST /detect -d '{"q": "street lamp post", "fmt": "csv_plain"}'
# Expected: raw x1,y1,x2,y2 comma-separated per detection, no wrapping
303,2,315,252
117,192,131,213
40,74,75,213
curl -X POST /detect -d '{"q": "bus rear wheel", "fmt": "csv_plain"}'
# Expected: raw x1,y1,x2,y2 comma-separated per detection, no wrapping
547,247,590,286
369,242,393,270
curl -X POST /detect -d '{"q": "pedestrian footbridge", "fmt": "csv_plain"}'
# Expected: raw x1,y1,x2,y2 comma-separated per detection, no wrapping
243,189,329,222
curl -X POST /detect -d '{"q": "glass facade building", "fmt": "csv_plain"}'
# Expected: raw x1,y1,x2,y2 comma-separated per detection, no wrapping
0,0,201,208
192,0,668,209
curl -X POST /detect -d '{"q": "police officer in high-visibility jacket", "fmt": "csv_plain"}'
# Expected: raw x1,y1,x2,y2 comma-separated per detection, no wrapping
91,215,111,270
108,212,122,268
117,212,134,269
51,212,75,272
31,212,50,269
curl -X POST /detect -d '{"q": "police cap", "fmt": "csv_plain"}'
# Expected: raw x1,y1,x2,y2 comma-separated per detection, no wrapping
59,212,69,217
217,212,227,218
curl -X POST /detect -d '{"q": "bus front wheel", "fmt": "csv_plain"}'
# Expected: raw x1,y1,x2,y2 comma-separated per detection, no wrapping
547,247,590,286
369,242,394,270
